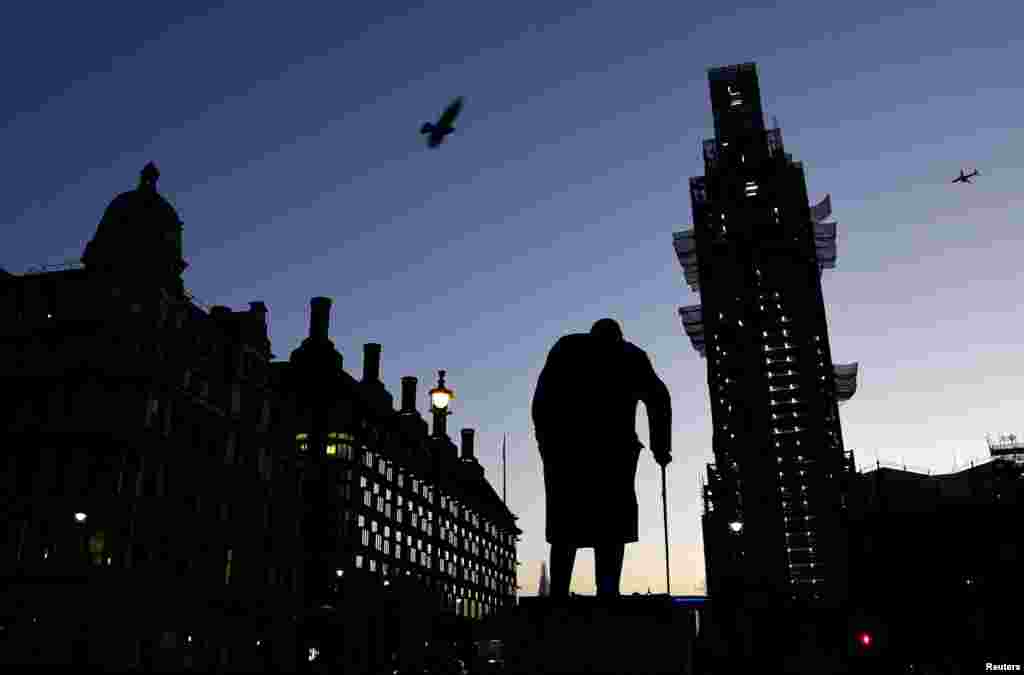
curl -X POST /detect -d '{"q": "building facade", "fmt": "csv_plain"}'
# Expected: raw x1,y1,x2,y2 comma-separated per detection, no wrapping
844,439,1024,667
0,164,519,672
672,63,860,610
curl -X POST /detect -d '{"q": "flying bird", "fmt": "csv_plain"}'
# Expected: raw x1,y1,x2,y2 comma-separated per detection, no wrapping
951,168,980,184
420,96,463,148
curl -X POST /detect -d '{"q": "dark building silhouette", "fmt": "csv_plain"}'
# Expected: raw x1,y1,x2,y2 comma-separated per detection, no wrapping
843,438,1024,667
495,595,702,674
0,165,520,672
674,63,860,612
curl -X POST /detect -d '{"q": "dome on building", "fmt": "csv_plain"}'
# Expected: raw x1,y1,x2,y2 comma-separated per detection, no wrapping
82,162,187,276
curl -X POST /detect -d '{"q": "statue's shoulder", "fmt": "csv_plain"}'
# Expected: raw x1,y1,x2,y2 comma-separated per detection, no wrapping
622,340,648,360
549,333,590,356
555,332,589,346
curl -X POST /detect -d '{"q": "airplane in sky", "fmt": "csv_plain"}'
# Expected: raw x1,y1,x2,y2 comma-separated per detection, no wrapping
951,168,980,184
420,96,463,149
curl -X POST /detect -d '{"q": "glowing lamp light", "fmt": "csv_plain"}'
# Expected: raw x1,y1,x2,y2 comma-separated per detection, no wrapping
429,370,455,410
74,512,88,523
728,520,743,533
857,631,872,648
335,569,344,578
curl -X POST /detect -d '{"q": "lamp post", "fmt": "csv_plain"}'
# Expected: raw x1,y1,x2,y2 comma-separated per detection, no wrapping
428,370,455,438
427,370,454,597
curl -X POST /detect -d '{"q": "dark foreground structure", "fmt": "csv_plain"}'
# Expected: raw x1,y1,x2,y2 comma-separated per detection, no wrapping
0,165,520,672
485,595,702,675
841,441,1024,669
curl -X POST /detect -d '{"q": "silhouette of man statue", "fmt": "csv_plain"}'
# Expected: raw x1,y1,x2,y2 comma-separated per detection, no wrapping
532,318,672,599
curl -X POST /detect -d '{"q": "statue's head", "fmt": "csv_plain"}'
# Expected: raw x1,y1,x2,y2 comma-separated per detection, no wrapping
590,318,624,343
139,162,160,191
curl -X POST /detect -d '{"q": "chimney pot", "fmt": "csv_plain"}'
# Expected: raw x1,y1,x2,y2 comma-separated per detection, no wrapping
310,297,331,341
461,428,475,461
363,343,381,382
400,376,417,412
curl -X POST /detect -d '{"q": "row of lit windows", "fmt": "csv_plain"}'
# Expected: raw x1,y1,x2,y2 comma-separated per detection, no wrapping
352,548,515,598
297,433,518,553
354,474,514,559
355,494,515,573
767,369,798,381
358,497,515,563
299,436,516,540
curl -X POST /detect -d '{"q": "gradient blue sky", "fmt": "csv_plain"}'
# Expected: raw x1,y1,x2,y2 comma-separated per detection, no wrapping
4,1,1022,596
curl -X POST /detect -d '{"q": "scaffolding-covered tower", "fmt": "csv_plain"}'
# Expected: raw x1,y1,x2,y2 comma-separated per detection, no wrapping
673,63,859,610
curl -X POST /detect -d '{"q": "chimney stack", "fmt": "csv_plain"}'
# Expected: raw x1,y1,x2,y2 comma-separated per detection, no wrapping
400,376,417,412
309,297,331,341
460,428,476,461
363,343,381,382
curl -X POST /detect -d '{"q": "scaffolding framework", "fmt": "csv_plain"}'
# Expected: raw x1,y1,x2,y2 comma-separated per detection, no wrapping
833,362,859,403
677,304,705,357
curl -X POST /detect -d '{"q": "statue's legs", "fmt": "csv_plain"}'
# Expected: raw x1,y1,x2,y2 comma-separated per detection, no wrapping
594,542,625,598
549,543,577,598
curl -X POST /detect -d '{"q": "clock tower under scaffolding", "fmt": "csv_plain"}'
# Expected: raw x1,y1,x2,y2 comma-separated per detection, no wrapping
673,63,860,611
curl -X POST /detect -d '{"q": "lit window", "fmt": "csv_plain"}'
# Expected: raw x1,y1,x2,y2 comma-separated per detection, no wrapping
325,432,350,456
295,433,309,453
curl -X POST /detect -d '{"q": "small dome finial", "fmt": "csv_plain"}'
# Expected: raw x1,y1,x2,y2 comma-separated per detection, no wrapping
139,162,160,190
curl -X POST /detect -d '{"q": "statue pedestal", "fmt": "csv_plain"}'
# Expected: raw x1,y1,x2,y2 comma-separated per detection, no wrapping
499,596,697,675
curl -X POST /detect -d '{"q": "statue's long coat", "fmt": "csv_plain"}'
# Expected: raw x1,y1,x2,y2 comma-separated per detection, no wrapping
532,333,672,546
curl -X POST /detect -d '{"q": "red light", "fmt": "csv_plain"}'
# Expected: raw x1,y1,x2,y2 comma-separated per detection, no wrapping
857,632,872,648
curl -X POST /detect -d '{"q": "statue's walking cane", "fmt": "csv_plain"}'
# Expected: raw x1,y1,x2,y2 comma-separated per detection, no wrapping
661,463,670,595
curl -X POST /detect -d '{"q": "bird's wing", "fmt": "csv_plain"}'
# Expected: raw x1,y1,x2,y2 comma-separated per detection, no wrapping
438,97,463,127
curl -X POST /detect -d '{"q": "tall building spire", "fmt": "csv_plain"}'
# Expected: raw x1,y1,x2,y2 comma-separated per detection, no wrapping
538,561,549,597
676,63,857,610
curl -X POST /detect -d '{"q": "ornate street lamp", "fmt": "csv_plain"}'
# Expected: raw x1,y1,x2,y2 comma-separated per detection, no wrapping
429,370,454,410
429,370,455,438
